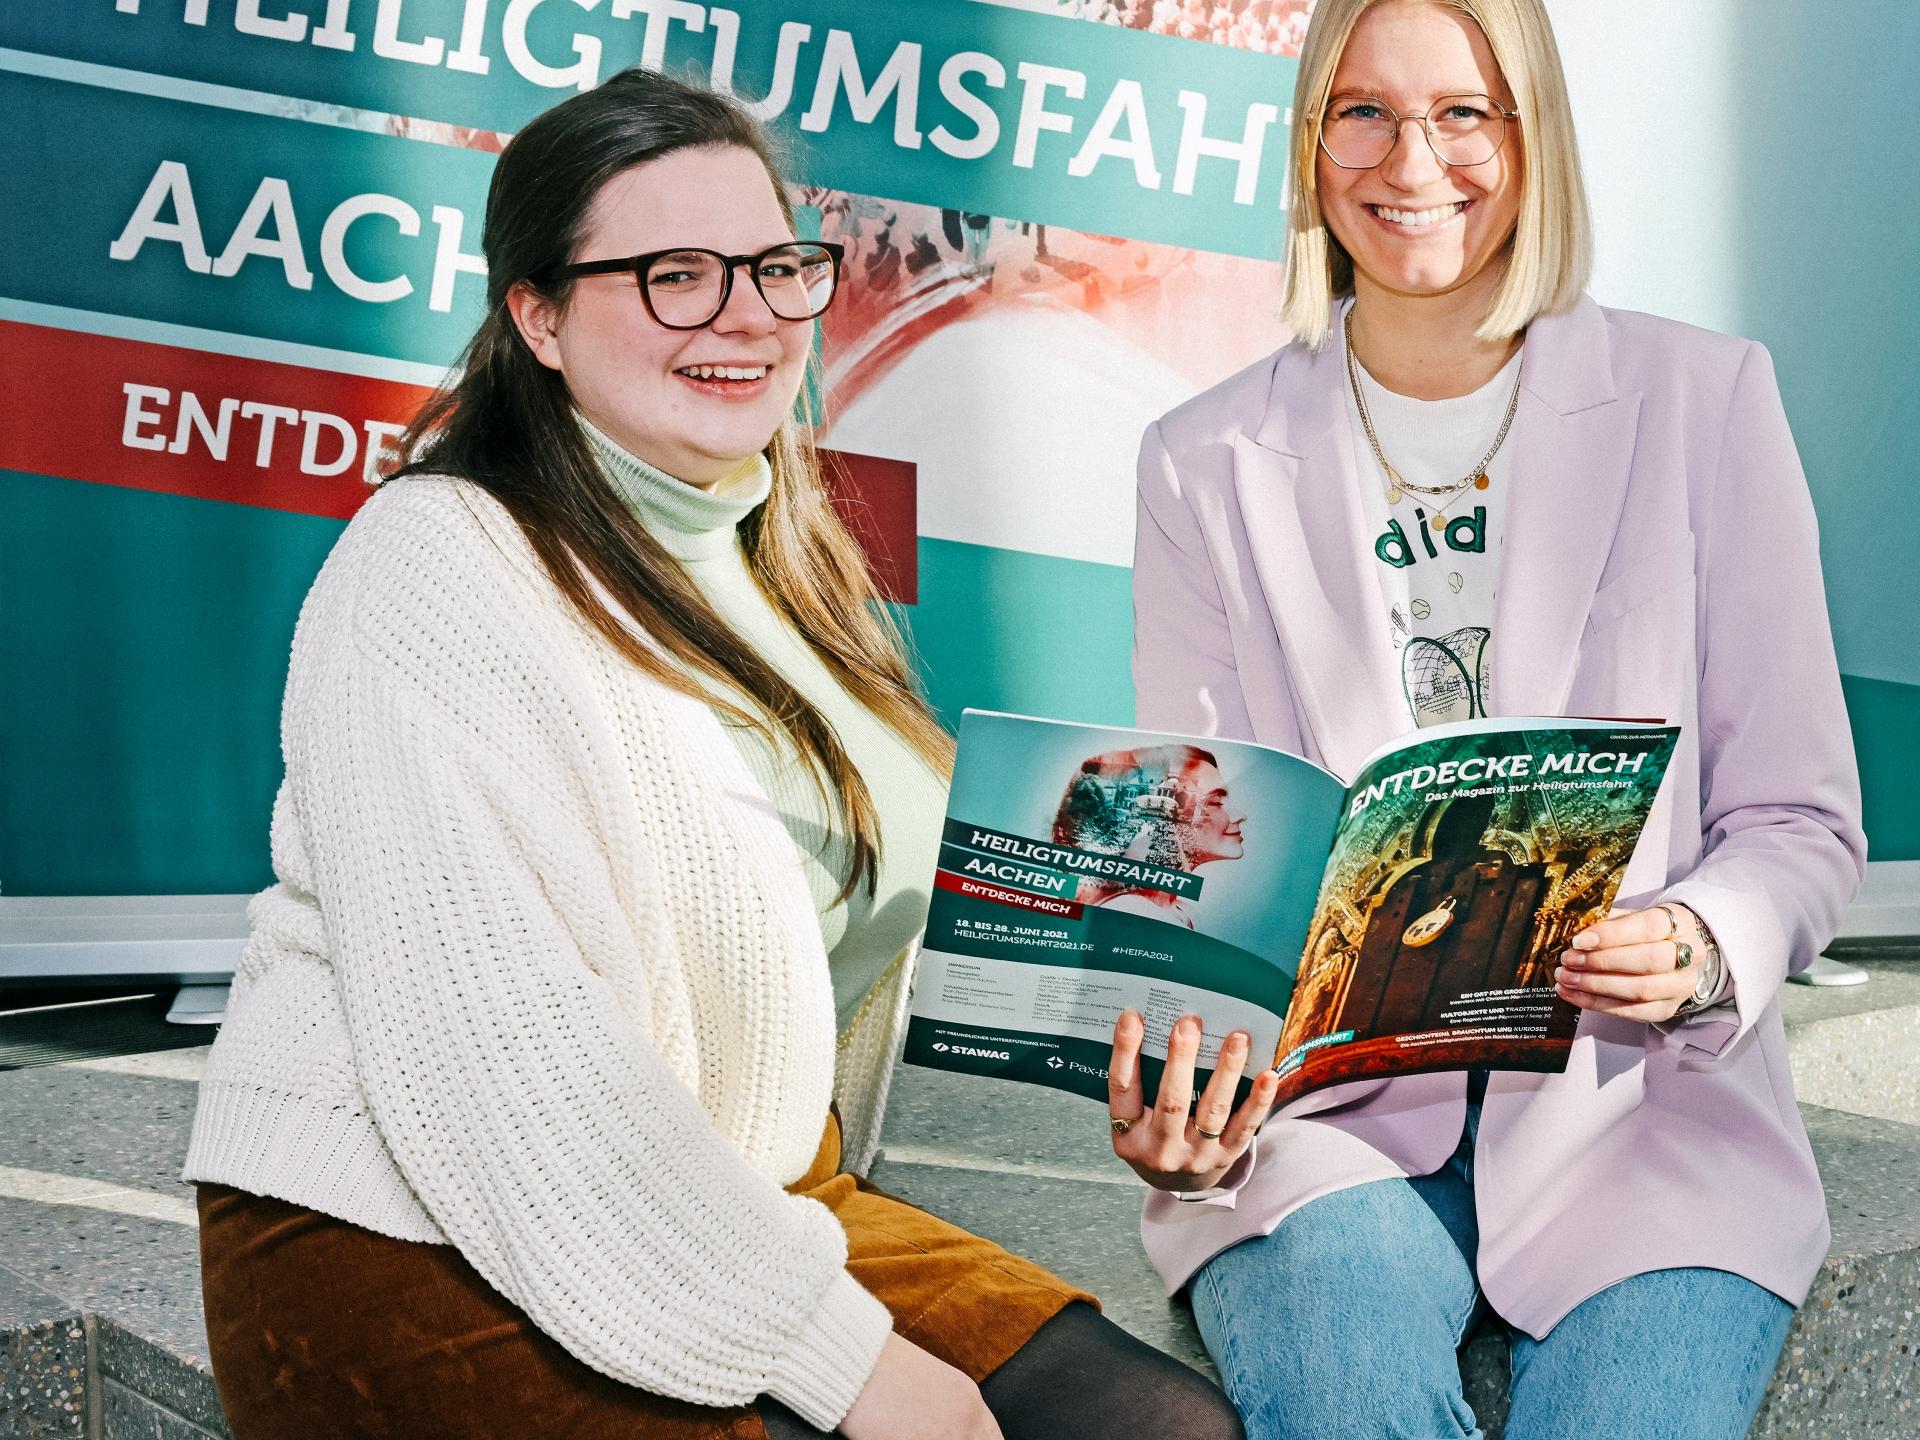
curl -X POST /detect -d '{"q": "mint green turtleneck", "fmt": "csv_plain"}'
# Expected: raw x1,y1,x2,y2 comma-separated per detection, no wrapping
579,415,946,1030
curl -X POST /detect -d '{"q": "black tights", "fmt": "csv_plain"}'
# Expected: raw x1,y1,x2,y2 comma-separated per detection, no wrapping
757,1302,1244,1439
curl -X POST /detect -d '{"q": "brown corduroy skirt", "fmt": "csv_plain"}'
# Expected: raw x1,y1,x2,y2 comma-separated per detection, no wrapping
197,1113,1094,1439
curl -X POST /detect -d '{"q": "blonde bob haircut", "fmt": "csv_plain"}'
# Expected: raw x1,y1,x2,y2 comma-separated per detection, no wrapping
1280,0,1593,349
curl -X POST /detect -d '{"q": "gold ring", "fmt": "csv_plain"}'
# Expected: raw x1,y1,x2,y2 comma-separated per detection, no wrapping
1110,1115,1138,1135
1655,903,1682,941
1195,1125,1224,1140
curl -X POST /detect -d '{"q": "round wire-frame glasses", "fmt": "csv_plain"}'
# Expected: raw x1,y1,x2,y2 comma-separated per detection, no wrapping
1315,93,1520,170
542,240,846,330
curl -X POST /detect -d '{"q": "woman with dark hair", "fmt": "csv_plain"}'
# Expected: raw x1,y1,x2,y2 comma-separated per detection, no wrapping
185,68,1241,1440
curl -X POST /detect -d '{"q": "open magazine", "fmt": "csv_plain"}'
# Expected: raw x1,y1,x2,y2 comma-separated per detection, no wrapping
905,711,1679,1110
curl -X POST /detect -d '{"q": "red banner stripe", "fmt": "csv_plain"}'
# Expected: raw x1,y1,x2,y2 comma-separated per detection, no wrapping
822,448,917,604
0,319,917,600
1,319,417,520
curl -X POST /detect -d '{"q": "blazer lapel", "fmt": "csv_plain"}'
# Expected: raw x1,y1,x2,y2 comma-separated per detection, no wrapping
1490,298,1642,717
1231,341,1404,781
1229,296,1641,770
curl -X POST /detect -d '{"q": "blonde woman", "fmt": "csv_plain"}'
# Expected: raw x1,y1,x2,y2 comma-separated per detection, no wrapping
1106,1,1864,1435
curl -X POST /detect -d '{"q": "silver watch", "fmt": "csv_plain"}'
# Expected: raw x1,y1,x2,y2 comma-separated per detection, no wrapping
1673,916,1726,1016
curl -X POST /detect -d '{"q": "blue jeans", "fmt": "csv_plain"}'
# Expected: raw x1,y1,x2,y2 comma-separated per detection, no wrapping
1191,1092,1793,1440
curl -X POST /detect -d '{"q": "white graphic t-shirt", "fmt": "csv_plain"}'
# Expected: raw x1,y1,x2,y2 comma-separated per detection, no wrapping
1343,341,1522,728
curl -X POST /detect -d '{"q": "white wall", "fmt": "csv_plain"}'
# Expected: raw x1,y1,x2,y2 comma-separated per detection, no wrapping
1545,0,1744,334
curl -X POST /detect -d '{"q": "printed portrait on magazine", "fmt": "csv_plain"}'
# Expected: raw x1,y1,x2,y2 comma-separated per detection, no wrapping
1049,744,1248,930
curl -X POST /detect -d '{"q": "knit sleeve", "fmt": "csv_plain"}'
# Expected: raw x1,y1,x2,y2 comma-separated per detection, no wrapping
285,506,891,1428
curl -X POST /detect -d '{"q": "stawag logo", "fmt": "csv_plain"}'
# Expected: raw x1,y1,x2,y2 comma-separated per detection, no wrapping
932,1041,1010,1060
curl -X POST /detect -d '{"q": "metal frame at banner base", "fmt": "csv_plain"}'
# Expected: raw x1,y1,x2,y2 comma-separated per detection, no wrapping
1,865,1915,1002
1832,862,1920,943
0,894,248,988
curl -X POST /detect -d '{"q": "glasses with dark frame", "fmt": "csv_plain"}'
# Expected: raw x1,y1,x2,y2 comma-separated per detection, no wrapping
1314,93,1520,170
542,240,846,330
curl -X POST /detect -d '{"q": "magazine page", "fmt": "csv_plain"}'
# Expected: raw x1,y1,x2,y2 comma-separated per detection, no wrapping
1270,719,1680,1106
906,711,1346,1103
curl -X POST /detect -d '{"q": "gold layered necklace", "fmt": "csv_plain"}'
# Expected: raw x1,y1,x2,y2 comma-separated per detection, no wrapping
1344,309,1523,529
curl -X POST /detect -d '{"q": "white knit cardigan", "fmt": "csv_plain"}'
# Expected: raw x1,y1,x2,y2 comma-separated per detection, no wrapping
183,475,910,1429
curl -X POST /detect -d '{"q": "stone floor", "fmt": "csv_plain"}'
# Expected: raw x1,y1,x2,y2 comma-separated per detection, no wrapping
2,956,1917,1438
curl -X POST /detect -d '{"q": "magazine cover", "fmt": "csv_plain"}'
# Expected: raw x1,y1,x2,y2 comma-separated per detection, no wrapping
906,711,1679,1109
904,711,1344,1104
1269,718,1680,1103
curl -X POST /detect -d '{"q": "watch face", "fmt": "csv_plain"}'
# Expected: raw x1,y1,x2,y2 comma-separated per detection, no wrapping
1694,966,1719,1005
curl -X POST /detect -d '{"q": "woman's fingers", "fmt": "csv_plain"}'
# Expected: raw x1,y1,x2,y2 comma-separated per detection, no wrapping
1555,990,1682,1023
1151,1014,1202,1132
1107,1010,1147,1133
1556,963,1688,1004
1562,939,1676,976
1556,954,1690,1021
1110,1013,1279,1190
1191,1029,1249,1142
1559,904,1712,1022
1219,1067,1280,1152
1570,905,1672,954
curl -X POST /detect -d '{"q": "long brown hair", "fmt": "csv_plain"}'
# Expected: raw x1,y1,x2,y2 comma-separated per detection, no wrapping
395,68,952,902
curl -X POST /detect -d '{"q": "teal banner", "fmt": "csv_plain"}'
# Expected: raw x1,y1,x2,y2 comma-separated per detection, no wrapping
2,71,493,365
2,1,1299,260
6,0,1910,919
0,472,339,894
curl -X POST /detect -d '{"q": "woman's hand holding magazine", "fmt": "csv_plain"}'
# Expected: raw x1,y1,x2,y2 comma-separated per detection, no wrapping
1107,1010,1280,1192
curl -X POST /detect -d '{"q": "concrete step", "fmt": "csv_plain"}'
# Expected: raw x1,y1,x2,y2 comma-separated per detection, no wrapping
2,949,1914,1440
0,1048,227,1440
1780,955,1920,1127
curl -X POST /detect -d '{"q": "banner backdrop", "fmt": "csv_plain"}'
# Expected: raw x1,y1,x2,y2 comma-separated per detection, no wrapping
0,0,1908,901
1,0,1299,896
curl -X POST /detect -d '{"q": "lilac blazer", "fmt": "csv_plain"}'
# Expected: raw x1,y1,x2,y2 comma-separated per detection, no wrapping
1130,295,1866,1337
